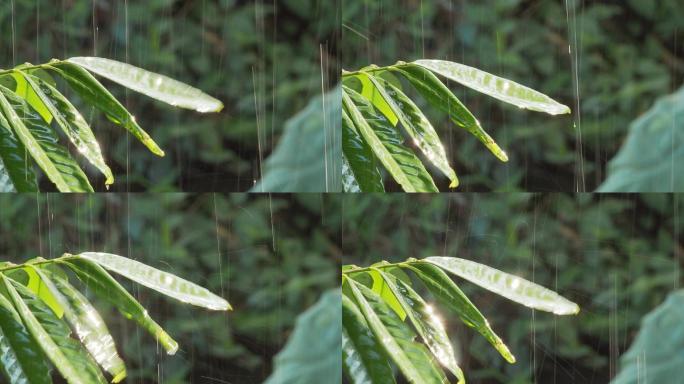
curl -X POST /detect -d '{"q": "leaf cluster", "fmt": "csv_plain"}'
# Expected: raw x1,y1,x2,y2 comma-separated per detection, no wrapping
0,252,230,384
341,256,578,383
341,60,569,192
0,57,221,192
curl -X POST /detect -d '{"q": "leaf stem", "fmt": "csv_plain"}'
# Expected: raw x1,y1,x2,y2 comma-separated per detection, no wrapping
342,260,416,275
0,253,77,273
0,60,64,76
342,62,410,78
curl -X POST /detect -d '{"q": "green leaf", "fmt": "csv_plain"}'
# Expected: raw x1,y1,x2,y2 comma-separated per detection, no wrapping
598,86,684,192
393,64,508,162
369,268,406,320
24,265,65,318
611,290,684,384
0,294,51,384
346,278,447,384
31,266,127,383
415,60,571,115
342,108,384,192
343,86,437,192
265,290,342,384
0,85,92,192
251,87,341,192
342,294,395,384
21,73,114,186
61,258,179,355
47,61,165,157
77,252,231,311
0,109,38,192
354,70,399,126
365,73,459,187
406,261,516,364
424,256,580,315
67,57,223,113
2,275,107,384
375,269,465,383
10,71,53,124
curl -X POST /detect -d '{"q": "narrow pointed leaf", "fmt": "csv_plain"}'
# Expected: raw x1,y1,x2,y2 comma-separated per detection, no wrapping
77,252,231,311
394,64,508,162
342,108,384,192
369,269,406,321
21,73,114,185
424,256,580,315
343,87,437,192
67,57,223,113
375,269,465,382
47,62,164,156
415,60,570,115
0,294,51,384
0,85,92,192
406,261,516,363
366,73,459,186
61,258,179,355
0,110,38,192
342,294,395,384
347,278,447,384
2,276,107,384
31,266,127,383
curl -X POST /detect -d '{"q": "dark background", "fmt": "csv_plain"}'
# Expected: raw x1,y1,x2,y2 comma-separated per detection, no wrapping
0,193,340,383
341,0,684,191
339,193,682,383
0,0,338,192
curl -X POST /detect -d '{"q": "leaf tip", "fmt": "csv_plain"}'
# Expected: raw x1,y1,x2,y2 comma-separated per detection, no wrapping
111,370,127,383
449,178,459,189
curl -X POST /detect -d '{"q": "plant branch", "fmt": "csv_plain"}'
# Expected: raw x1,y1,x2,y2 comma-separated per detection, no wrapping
342,62,411,78
0,253,77,273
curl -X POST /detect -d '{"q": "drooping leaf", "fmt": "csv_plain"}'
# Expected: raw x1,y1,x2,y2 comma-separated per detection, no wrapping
77,252,231,311
24,265,65,318
369,268,406,320
346,278,447,384
342,108,384,192
365,73,459,187
0,85,92,192
424,256,580,315
61,258,179,355
406,261,516,364
2,276,107,384
375,269,465,383
265,290,342,384
67,57,223,113
598,85,684,192
415,60,571,115
343,87,437,192
393,63,508,162
342,294,395,384
0,109,37,192
21,73,113,185
0,294,51,384
47,61,165,157
31,266,127,383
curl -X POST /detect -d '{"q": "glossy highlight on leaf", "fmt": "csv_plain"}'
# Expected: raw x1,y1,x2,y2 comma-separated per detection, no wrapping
414,60,571,115
67,57,223,113
425,256,580,315
78,252,231,311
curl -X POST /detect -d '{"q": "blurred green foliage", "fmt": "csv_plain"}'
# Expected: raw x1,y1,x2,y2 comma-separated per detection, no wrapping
0,193,339,383
0,0,337,191
337,193,683,383
342,0,684,191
